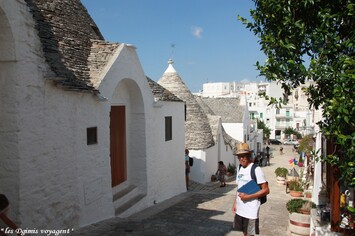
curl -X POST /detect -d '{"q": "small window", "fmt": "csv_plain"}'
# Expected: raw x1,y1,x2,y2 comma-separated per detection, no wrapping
260,113,263,119
165,116,172,141
87,127,97,145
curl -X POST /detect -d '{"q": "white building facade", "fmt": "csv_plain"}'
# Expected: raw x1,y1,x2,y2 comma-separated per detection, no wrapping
202,81,315,141
0,0,186,230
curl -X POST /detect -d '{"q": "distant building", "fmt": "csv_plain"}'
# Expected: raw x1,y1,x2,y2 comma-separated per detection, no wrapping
201,81,316,140
289,81,318,137
201,81,242,98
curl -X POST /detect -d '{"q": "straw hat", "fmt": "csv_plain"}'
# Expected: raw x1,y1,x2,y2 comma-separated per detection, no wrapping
234,143,252,156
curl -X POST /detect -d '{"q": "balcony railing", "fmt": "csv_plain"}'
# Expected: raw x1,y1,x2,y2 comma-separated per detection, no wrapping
275,114,293,119
275,123,292,129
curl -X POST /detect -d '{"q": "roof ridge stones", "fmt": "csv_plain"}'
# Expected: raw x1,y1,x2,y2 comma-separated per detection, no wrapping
87,40,121,88
198,97,244,123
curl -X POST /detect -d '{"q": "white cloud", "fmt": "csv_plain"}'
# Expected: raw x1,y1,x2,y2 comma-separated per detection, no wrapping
191,26,203,39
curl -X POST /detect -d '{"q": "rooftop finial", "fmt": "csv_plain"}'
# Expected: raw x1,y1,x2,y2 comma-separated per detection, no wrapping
165,58,176,73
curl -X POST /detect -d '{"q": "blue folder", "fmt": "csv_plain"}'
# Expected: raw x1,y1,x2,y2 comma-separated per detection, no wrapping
238,180,261,194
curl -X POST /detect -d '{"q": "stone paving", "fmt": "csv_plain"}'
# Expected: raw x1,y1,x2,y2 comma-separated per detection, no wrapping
72,145,295,236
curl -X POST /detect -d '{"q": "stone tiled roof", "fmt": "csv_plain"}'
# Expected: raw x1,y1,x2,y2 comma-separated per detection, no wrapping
25,0,105,91
87,40,121,88
197,97,244,123
24,0,180,100
195,97,240,148
146,77,183,102
158,61,214,150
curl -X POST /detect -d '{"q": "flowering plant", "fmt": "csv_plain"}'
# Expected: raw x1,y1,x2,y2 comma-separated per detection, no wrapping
289,158,303,168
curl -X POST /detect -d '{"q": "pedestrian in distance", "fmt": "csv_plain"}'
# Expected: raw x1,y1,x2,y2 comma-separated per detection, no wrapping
216,161,227,187
232,143,270,236
0,194,20,236
184,149,190,190
265,146,271,166
280,146,284,155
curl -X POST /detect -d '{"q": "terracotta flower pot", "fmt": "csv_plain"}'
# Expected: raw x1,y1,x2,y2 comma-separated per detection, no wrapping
290,190,303,197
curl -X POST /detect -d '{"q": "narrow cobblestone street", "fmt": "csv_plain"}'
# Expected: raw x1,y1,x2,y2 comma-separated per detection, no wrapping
72,145,295,235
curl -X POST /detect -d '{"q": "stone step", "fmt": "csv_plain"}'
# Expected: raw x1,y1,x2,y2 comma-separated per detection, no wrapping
113,185,136,202
115,193,145,216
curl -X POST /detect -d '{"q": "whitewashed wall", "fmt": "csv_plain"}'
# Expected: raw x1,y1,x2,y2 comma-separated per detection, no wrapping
189,149,208,183
0,0,115,227
222,123,244,142
98,44,186,216
145,101,186,204
0,0,186,230
189,120,236,184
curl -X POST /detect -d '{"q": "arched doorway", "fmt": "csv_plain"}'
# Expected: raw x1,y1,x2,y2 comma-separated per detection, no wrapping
110,78,147,214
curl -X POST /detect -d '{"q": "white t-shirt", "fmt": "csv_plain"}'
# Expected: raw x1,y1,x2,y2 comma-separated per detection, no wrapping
185,155,189,162
236,163,267,219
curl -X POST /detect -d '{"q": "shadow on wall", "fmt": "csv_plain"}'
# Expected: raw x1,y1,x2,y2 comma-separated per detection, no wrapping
189,157,206,184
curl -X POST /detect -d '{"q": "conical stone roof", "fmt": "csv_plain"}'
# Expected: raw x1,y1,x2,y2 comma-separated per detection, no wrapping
158,60,214,150
194,96,240,149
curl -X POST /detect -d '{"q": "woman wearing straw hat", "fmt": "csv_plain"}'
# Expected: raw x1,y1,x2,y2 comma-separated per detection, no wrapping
232,143,270,236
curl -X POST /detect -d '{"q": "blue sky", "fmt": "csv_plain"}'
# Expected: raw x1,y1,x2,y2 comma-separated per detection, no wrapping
81,0,265,92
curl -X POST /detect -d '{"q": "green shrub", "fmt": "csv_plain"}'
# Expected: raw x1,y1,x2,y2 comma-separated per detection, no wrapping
274,167,288,177
288,180,304,191
286,199,316,213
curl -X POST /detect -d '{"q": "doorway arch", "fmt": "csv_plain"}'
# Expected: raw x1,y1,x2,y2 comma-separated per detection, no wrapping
110,78,147,195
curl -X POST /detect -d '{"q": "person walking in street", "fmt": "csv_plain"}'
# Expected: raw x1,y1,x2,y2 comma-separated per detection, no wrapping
232,143,270,236
265,146,270,166
216,161,227,187
185,149,190,190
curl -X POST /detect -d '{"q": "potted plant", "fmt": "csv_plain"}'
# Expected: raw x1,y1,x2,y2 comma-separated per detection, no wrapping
288,180,304,197
304,190,312,199
286,199,316,235
286,198,316,215
274,167,288,184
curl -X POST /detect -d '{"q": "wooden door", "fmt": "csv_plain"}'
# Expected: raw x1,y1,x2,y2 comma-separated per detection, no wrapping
110,106,126,187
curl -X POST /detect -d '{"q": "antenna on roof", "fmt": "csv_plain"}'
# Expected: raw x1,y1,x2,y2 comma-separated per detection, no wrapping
170,44,175,59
